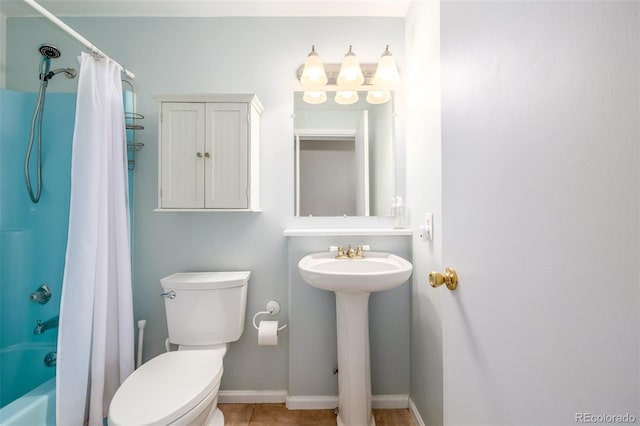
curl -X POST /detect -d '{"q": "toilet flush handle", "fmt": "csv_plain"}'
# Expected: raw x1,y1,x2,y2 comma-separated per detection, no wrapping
160,291,176,299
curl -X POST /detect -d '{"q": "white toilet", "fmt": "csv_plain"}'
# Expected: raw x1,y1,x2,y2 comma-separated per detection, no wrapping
109,271,250,426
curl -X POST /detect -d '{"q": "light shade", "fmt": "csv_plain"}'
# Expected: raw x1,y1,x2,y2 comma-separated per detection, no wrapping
372,45,400,89
300,45,328,88
335,91,359,105
337,46,364,89
303,90,327,104
366,90,391,104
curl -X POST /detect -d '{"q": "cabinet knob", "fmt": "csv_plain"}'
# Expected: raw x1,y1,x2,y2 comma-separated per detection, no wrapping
204,152,211,158
196,152,203,158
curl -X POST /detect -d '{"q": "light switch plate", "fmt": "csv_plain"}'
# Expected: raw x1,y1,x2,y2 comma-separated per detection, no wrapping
419,212,434,242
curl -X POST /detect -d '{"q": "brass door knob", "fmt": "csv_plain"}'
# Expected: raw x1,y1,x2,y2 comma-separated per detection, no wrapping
429,267,458,291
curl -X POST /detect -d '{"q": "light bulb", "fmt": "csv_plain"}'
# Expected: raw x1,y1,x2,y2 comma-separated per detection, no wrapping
373,45,400,89
337,46,364,89
334,91,359,105
366,90,391,104
300,45,328,89
303,90,327,104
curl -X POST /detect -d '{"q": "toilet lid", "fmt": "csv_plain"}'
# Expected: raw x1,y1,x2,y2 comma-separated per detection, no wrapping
109,350,223,426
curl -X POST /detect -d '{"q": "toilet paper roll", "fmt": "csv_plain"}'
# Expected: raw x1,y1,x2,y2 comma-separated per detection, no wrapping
258,320,279,346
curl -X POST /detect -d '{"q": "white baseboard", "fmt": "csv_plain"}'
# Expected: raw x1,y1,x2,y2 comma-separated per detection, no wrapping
286,394,409,410
219,391,411,411
286,395,337,410
373,394,409,409
218,390,287,404
408,398,426,426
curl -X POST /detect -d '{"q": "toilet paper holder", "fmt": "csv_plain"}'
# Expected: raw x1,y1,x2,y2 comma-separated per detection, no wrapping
252,300,288,331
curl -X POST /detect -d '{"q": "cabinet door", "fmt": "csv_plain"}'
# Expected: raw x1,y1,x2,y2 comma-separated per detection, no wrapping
204,103,249,209
160,103,205,208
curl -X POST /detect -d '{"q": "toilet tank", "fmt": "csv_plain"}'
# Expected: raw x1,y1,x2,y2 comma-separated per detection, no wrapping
160,271,250,346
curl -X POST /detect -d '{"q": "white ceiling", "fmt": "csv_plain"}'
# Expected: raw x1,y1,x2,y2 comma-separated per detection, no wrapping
0,0,412,17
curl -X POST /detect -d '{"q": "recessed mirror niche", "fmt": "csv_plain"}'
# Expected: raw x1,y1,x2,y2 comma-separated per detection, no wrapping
293,91,396,217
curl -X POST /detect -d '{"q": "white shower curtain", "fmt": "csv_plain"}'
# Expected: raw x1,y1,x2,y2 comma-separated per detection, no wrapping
56,52,134,426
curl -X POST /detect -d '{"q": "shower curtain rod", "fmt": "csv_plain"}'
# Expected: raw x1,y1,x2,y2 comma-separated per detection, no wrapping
22,0,136,79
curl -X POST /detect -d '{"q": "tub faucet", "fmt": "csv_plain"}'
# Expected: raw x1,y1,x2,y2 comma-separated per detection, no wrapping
33,315,59,335
30,283,52,305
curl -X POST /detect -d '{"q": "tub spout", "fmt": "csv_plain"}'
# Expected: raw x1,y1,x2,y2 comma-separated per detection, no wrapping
33,315,59,335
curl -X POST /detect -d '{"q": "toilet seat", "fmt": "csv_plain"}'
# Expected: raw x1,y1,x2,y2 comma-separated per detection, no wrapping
109,350,223,426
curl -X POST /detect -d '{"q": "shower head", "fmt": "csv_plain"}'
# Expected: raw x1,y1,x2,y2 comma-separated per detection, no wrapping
39,44,61,59
36,44,77,82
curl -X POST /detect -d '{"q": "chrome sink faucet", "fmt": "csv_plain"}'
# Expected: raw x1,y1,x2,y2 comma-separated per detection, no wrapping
34,315,59,335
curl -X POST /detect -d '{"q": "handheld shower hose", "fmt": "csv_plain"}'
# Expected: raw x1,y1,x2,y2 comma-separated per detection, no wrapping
24,45,76,203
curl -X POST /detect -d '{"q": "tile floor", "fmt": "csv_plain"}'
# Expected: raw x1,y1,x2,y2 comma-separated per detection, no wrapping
219,403,416,426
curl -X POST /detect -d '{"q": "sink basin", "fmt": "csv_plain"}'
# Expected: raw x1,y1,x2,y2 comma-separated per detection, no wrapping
298,251,412,294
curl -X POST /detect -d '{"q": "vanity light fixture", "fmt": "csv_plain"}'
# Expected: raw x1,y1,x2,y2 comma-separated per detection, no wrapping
297,45,400,105
337,45,365,89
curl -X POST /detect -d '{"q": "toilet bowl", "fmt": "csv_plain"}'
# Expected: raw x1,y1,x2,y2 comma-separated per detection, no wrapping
108,272,250,426
109,350,224,425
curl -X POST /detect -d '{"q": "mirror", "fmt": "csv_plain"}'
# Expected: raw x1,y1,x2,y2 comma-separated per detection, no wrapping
293,91,395,217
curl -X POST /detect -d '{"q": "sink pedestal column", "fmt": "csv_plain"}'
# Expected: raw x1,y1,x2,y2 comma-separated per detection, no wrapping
335,292,375,426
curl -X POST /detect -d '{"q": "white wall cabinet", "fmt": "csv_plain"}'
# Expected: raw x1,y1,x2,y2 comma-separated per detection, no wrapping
155,94,262,211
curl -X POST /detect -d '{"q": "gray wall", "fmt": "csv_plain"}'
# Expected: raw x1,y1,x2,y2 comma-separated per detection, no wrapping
5,16,406,392
405,1,444,425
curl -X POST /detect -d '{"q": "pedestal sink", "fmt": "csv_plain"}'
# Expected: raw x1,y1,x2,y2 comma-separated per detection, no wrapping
298,251,412,426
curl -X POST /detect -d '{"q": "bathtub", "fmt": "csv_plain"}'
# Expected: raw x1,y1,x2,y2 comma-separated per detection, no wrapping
0,377,55,426
0,343,57,426
0,343,56,407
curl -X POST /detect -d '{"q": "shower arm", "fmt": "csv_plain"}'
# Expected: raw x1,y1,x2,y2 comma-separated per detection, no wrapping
43,68,78,81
